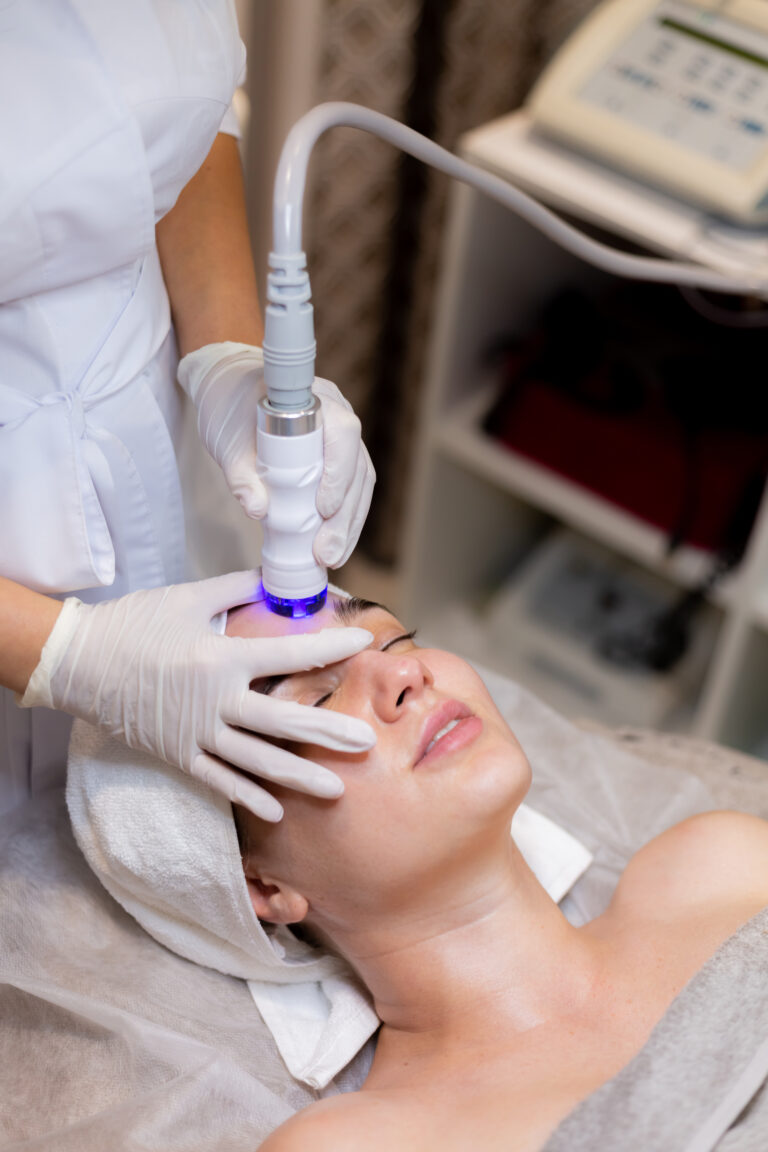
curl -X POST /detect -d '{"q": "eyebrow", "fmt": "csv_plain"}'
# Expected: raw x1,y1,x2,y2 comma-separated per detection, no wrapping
258,596,390,697
332,595,387,623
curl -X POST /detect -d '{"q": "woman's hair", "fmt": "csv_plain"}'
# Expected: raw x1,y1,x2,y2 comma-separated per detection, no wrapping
232,803,251,861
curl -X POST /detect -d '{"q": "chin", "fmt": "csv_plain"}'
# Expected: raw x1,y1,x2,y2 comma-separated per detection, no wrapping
453,738,531,827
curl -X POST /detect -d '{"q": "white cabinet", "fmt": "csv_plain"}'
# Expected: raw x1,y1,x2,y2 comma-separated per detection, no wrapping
401,110,768,755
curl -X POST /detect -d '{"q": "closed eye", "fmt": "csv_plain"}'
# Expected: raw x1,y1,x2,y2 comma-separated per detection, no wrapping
382,630,417,651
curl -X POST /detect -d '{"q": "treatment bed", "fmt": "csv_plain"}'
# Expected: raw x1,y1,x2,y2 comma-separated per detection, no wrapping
2,668,767,1151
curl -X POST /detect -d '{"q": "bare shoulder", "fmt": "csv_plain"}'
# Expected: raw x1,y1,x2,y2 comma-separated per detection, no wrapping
259,1092,400,1152
612,810,768,919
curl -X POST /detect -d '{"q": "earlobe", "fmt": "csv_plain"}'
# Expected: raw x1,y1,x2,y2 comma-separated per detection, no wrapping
244,874,309,925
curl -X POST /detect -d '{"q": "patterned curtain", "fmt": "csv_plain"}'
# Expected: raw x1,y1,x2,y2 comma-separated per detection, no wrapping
304,0,599,562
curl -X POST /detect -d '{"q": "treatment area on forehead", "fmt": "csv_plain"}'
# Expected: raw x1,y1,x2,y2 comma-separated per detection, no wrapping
226,594,397,640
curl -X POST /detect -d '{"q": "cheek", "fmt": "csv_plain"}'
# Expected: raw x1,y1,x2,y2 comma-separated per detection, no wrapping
273,741,398,845
271,775,418,914
428,650,498,704
273,747,531,921
286,739,376,776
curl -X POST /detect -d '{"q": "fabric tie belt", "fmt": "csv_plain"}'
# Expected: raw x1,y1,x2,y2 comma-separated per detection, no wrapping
0,251,175,595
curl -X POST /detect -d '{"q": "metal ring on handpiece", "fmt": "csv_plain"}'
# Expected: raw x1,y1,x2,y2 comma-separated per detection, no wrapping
257,395,320,436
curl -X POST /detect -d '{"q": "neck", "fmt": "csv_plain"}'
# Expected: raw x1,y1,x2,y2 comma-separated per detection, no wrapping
328,840,603,1064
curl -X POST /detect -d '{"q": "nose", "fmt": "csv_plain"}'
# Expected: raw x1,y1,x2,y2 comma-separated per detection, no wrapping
354,649,433,722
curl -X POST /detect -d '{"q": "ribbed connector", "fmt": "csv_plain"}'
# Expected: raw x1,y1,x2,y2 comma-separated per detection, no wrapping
262,252,316,411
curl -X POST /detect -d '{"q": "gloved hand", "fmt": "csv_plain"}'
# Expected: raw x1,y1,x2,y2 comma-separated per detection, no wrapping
20,570,375,821
178,342,375,568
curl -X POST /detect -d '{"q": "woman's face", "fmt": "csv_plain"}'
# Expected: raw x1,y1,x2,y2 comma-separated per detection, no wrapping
228,595,531,927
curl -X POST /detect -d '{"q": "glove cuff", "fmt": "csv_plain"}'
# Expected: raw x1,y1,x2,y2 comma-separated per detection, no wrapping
19,597,85,710
177,342,265,404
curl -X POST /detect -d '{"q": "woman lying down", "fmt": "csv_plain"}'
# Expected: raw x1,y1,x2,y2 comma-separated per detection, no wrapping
221,592,768,1152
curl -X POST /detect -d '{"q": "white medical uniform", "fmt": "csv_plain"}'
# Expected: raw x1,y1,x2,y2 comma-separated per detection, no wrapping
0,0,251,814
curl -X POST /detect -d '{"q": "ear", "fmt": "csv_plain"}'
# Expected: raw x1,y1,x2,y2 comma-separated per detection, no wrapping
243,871,309,925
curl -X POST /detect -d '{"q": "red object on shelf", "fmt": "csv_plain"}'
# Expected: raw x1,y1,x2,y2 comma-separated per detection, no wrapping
484,381,767,553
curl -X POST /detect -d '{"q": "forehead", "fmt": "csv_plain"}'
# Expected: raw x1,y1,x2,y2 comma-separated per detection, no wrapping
225,593,392,640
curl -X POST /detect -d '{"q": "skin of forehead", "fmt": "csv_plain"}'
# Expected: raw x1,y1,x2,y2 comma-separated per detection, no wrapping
225,593,390,641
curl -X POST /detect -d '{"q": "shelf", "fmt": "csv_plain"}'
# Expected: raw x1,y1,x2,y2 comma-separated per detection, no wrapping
432,384,739,609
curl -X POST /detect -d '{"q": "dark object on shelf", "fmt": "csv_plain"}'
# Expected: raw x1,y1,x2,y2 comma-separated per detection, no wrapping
484,284,768,556
484,283,768,673
596,467,764,673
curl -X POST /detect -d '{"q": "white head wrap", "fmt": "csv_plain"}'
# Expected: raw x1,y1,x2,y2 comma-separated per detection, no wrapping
66,717,380,1089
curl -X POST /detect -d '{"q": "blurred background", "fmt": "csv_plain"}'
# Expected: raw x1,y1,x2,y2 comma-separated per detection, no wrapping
232,0,768,759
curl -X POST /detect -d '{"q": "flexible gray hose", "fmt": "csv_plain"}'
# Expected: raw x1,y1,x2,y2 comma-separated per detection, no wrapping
272,101,768,296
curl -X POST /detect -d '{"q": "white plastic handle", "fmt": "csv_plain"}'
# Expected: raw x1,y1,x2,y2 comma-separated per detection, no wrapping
257,421,327,601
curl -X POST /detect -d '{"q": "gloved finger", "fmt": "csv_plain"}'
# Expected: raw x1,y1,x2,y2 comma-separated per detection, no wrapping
313,375,353,413
314,447,374,568
198,569,265,617
233,626,374,678
231,692,376,751
192,750,284,822
212,727,345,798
316,402,364,520
333,451,375,567
197,378,243,443
225,453,269,519
313,451,367,566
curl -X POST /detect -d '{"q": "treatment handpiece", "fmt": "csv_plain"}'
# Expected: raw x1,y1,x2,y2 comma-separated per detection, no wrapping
259,249,326,618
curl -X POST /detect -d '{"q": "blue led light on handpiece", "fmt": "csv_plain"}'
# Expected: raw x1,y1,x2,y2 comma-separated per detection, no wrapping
264,586,328,619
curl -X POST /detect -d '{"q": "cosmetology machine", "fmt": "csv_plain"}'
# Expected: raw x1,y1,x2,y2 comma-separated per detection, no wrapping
259,0,768,619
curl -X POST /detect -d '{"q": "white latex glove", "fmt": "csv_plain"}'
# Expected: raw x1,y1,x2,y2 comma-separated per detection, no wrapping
20,570,375,822
178,342,376,568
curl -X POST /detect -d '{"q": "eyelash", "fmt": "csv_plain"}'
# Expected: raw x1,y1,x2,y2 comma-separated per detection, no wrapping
311,630,418,707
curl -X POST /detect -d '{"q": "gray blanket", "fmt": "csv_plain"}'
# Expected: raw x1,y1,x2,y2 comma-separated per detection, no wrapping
545,904,768,1152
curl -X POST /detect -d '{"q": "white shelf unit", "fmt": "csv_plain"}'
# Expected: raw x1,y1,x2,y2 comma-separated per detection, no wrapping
401,110,768,755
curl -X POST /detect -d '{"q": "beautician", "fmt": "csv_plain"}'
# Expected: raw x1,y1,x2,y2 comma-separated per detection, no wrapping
0,1,375,822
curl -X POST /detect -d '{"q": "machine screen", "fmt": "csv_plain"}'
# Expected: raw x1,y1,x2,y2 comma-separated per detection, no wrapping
661,17,768,71
579,1,768,171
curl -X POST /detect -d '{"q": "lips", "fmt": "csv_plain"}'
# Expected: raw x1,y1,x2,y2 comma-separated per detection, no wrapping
415,700,476,766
